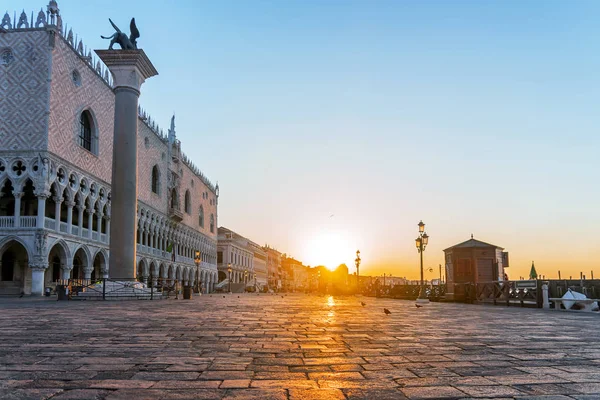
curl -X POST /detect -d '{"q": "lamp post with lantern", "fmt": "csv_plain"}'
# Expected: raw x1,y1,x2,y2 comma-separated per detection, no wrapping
415,220,430,304
355,250,361,291
227,263,232,294
194,250,201,294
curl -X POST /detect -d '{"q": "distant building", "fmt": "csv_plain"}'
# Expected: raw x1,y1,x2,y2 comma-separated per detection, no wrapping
281,255,305,291
444,236,509,301
263,245,282,290
217,227,254,287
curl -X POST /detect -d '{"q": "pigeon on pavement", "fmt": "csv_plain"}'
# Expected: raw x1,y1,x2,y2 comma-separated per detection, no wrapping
384,308,391,315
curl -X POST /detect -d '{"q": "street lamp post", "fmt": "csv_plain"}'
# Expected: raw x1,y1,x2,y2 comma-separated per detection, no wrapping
194,250,201,294
227,263,232,294
254,273,257,291
415,220,430,304
355,250,361,291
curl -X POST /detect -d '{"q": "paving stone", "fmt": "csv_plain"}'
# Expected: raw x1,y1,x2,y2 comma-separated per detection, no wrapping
221,389,287,400
288,388,346,399
1,295,600,399
401,385,467,399
50,389,112,399
0,388,63,399
343,388,409,399
454,385,526,397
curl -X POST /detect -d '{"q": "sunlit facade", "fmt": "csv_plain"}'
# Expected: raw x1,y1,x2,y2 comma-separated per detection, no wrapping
0,2,218,295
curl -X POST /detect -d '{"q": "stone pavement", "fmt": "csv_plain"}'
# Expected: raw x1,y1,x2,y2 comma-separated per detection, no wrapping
0,294,599,400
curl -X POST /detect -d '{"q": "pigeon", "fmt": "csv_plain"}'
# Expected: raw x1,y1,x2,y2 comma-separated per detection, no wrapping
415,304,423,308
223,296,226,298
383,308,391,315
281,296,284,298
237,296,240,298
19,291,24,298
360,302,366,307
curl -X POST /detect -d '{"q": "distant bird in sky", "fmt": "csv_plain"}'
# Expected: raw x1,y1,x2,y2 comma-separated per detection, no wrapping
329,214,334,218
384,308,391,315
361,302,366,307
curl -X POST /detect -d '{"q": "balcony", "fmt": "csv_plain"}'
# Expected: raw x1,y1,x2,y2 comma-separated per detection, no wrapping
168,207,183,222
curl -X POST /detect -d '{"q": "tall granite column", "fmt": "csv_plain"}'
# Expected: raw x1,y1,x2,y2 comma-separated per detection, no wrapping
96,50,158,279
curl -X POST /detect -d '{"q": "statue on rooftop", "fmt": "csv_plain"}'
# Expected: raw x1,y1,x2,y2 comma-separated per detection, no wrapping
101,18,139,50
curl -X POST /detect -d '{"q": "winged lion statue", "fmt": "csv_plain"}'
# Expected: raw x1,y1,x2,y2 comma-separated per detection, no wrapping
101,18,140,50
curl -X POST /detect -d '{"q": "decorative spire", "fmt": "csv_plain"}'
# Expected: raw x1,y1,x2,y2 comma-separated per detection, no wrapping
168,114,176,142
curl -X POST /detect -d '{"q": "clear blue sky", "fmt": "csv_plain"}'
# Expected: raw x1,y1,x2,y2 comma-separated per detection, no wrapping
8,0,600,279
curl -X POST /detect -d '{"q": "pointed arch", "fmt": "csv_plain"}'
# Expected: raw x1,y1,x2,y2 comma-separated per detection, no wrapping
184,190,191,214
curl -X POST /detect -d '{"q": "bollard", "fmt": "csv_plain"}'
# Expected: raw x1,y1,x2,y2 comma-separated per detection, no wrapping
542,283,550,309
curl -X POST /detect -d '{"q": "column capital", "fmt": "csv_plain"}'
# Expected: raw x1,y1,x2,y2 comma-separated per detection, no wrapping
35,190,50,199
12,191,24,198
53,196,63,203
65,200,76,208
95,50,158,91
29,263,48,271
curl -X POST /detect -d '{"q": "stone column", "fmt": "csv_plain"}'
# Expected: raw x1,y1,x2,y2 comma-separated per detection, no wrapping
87,207,94,239
54,196,62,232
61,262,72,281
37,194,47,229
77,203,84,236
13,192,22,228
96,50,157,280
66,201,74,234
97,212,103,235
30,264,47,296
106,217,111,241
542,284,550,309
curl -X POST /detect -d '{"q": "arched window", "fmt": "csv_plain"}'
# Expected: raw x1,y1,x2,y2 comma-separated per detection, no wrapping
79,110,97,154
199,205,204,227
184,190,191,214
151,166,160,195
210,214,215,233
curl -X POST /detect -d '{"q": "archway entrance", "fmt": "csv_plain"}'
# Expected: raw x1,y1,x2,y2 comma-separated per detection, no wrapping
72,248,88,281
47,242,68,286
0,240,29,295
92,252,106,281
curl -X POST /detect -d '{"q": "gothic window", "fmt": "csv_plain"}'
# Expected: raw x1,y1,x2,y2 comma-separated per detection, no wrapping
78,110,97,154
210,214,214,233
199,205,204,227
151,165,160,195
184,190,191,214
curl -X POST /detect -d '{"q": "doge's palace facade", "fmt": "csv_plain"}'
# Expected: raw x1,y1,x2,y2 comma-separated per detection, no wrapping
0,2,219,295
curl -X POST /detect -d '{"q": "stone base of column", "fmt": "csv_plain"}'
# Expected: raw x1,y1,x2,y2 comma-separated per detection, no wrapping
31,268,45,296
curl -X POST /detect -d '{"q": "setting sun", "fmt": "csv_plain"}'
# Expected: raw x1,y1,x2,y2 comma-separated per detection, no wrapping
302,231,355,270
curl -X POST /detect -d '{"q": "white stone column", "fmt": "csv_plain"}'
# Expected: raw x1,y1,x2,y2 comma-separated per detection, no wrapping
54,196,62,232
77,203,84,236
96,50,158,279
30,265,46,296
37,194,47,229
13,192,22,228
66,201,74,234
542,284,550,309
61,264,72,281
97,213,103,235
87,207,93,239
106,217,111,241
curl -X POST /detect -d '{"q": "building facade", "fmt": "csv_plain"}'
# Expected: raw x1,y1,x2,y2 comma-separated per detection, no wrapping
444,236,508,301
0,2,219,295
263,245,282,290
216,227,254,287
